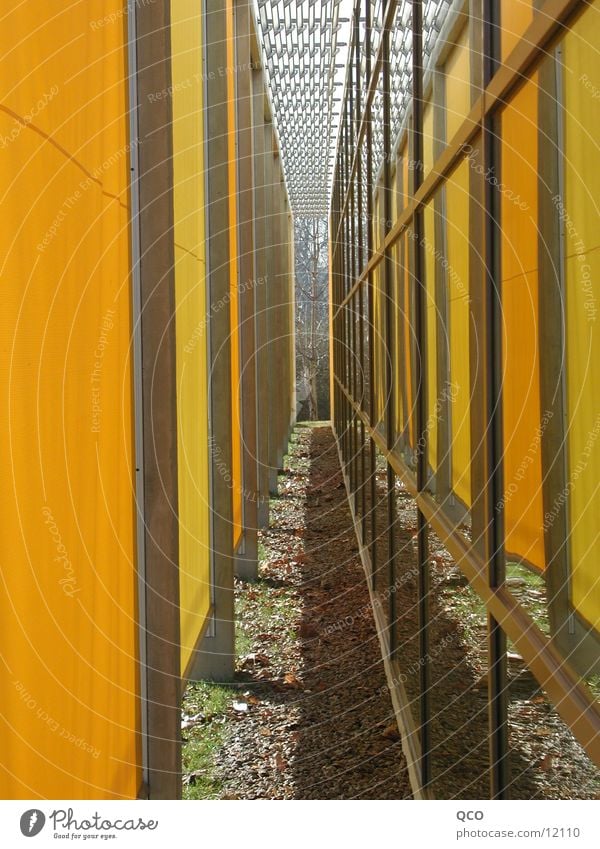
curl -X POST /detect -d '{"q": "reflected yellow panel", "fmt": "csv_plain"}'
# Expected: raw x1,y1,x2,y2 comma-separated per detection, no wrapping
424,201,438,472
171,0,211,674
563,4,600,629
445,25,471,142
500,74,545,571
0,0,139,798
501,0,534,62
445,161,471,507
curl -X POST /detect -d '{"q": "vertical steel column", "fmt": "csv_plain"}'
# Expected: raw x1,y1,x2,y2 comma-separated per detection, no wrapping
335,179,341,440
252,79,270,527
271,159,284,467
355,4,368,542
411,0,431,790
468,0,486,561
331,193,336,437
287,200,296,436
340,119,347,465
127,0,149,794
382,2,398,655
132,0,181,798
365,0,377,589
343,110,351,473
483,0,509,800
332,182,338,437
349,51,358,507
263,127,278,495
235,0,259,578
193,0,236,684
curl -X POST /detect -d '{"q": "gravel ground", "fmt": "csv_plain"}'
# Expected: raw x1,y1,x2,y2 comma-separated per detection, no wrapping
182,424,599,800
211,424,412,799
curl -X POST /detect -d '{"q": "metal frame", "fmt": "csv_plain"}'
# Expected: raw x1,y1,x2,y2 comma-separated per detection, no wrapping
190,0,237,682
330,0,600,800
236,0,260,579
132,0,182,800
256,0,348,215
127,0,149,796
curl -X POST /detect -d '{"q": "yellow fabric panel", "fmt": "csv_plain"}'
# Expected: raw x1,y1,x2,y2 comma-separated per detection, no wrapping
445,161,471,507
445,25,471,142
423,100,434,178
171,0,211,674
563,4,600,629
226,0,243,548
501,0,534,62
424,201,438,472
0,1,139,798
500,75,545,571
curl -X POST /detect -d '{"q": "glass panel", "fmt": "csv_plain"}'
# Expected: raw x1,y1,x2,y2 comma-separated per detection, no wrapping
403,229,417,464
444,22,471,141
499,5,600,776
500,72,545,574
428,528,491,798
446,160,471,512
501,0,534,62
563,4,600,644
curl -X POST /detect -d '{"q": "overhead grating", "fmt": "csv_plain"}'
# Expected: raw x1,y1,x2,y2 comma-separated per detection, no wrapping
255,0,350,217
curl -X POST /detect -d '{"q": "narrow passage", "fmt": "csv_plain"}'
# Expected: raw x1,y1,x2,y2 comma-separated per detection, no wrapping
183,423,412,799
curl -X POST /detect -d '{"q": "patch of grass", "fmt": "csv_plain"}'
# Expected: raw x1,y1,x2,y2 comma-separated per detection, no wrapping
182,682,232,799
506,561,550,635
236,614,253,657
236,578,294,668
296,420,331,428
506,561,545,589
440,560,553,662
182,425,305,798
258,537,280,569
286,454,310,475
440,579,487,648
585,675,600,702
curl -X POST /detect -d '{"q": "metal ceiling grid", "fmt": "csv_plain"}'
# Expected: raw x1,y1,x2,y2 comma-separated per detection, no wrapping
255,0,348,217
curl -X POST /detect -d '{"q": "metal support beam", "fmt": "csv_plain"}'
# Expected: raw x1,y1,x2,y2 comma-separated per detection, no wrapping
132,0,181,800
190,0,236,683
